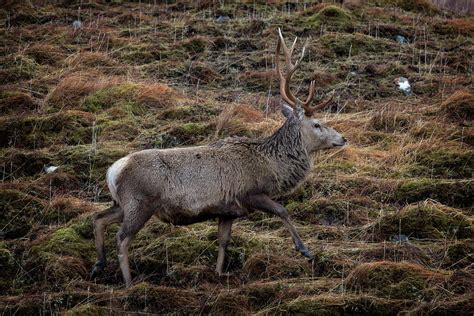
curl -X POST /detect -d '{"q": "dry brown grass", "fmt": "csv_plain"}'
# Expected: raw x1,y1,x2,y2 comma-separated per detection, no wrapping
26,43,64,65
346,261,448,299
44,71,123,111
440,90,474,123
0,90,37,114
137,83,181,109
446,18,474,34
67,51,118,69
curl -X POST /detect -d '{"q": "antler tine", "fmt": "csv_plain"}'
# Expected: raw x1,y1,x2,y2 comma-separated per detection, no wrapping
304,93,334,115
276,28,331,116
276,28,297,106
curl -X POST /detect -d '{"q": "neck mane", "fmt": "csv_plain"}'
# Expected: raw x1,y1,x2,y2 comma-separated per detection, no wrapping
258,115,311,194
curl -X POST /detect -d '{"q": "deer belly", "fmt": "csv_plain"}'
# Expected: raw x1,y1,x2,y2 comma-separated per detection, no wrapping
155,209,218,226
155,202,247,226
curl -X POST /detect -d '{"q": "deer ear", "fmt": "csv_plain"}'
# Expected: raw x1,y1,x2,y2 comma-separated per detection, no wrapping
281,103,294,118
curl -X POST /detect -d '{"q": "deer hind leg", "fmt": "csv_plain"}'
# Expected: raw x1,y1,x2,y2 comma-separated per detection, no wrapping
216,217,234,275
91,203,124,278
244,194,312,259
116,199,154,288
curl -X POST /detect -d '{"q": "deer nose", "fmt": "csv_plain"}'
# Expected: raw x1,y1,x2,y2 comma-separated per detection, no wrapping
342,137,347,143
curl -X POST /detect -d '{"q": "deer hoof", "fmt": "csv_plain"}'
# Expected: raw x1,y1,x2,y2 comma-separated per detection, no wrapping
299,247,313,259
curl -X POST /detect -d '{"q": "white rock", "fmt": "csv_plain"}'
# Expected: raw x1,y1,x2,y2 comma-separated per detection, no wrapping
396,77,411,96
44,165,59,174
72,20,82,30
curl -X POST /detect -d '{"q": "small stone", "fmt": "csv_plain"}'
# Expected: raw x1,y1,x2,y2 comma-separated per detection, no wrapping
391,234,410,243
396,77,412,96
395,35,408,44
216,16,230,23
72,20,82,30
44,165,59,174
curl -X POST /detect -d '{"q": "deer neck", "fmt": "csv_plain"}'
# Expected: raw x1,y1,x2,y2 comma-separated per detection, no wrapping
258,117,311,193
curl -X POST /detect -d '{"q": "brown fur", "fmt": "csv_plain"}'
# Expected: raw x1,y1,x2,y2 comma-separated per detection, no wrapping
91,106,346,287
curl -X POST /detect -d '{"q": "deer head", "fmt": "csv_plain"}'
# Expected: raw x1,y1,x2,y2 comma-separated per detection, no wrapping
276,28,346,152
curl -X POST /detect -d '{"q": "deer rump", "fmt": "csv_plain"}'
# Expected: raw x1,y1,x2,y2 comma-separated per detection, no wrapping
107,143,275,225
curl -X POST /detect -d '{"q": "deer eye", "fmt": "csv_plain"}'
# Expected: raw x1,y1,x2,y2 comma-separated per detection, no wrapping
314,123,321,129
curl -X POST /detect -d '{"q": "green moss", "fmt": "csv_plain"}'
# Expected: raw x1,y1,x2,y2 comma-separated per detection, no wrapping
81,83,143,114
0,90,36,114
347,262,441,300
132,222,263,277
307,5,353,30
39,227,94,259
287,198,379,225
55,145,128,185
65,304,104,316
393,0,437,13
394,178,473,208
362,266,423,299
181,36,208,54
0,148,52,179
161,103,219,122
375,202,473,240
245,283,287,310
0,110,95,149
133,232,218,274
0,189,45,239
185,61,220,84
0,241,15,291
0,55,38,84
115,43,161,64
282,294,399,315
124,282,201,313
443,240,474,269
369,0,437,13
140,60,187,79
406,150,474,179
169,122,213,145
320,33,391,58
244,252,309,280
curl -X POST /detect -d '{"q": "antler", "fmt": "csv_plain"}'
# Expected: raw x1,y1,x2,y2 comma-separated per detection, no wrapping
275,28,332,116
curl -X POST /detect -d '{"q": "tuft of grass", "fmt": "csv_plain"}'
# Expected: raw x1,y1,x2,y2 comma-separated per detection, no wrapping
0,241,15,292
307,5,353,30
0,189,45,239
0,90,37,114
346,261,447,299
123,282,201,314
369,111,412,132
45,72,117,111
243,253,310,280
0,54,38,84
64,304,104,316
169,122,214,145
319,33,391,58
137,83,180,109
442,240,474,269
0,110,95,149
81,83,142,114
393,178,473,208
373,201,474,240
440,90,474,124
405,149,474,179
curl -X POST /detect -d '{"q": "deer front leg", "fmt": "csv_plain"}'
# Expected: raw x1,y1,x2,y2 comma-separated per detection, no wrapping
243,194,312,259
215,217,233,275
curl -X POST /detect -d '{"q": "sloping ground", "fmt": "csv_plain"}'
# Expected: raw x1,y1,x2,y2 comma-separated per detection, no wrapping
1,0,473,314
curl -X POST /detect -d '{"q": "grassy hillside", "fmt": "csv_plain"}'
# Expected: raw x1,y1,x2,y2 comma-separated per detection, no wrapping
1,0,473,314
